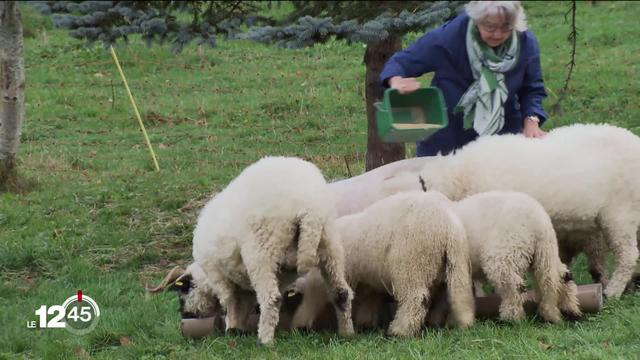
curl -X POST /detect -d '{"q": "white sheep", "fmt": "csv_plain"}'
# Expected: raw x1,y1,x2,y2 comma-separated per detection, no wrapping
290,191,475,337
452,191,581,322
371,124,640,298
152,156,354,345
329,157,428,216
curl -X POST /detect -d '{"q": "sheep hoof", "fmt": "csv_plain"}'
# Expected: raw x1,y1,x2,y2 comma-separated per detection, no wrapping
561,310,582,322
603,285,623,299
542,314,562,324
382,330,395,340
339,326,355,337
498,308,525,323
227,328,251,336
256,337,275,347
292,327,314,335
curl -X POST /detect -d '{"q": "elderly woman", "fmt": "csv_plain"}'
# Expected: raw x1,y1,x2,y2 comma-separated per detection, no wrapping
380,1,547,156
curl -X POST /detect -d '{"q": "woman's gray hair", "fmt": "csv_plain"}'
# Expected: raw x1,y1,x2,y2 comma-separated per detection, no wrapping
465,1,528,32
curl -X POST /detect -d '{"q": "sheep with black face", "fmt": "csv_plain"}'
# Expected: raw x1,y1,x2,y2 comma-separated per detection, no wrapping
149,156,354,345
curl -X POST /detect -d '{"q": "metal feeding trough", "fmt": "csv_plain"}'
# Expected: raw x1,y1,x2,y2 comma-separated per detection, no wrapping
375,87,448,143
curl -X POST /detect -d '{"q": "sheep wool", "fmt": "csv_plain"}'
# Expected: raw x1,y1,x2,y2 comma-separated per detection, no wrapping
453,191,581,322
292,191,475,337
385,124,640,298
188,156,354,345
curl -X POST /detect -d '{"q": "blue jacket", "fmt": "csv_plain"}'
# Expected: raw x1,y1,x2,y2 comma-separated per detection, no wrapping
380,12,548,156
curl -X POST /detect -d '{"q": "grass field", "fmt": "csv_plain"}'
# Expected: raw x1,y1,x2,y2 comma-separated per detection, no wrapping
1,1,640,359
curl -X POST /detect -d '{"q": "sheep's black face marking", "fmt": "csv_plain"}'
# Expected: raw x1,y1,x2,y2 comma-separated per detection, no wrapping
563,272,574,283
334,288,349,312
170,274,193,293
169,274,196,318
281,291,303,312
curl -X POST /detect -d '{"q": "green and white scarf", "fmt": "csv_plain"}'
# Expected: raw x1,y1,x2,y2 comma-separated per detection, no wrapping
455,20,520,136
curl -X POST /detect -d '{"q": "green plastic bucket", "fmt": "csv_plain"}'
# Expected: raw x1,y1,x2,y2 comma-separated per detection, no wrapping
374,87,448,143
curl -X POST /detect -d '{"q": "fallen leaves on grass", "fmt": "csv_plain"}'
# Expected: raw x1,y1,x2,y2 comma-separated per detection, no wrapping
74,347,90,359
538,340,553,351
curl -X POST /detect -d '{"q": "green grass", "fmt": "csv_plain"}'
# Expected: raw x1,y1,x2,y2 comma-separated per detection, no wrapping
2,1,640,358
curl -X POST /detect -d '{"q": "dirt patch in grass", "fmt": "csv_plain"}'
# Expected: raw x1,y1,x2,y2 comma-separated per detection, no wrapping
144,111,195,127
0,161,38,194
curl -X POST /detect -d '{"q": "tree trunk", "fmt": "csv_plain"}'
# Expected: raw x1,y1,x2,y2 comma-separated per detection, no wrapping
0,1,24,190
363,36,404,171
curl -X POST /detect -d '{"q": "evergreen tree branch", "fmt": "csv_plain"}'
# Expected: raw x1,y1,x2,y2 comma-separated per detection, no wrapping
243,1,456,48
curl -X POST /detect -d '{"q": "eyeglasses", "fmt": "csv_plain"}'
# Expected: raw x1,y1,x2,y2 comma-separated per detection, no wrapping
478,22,514,34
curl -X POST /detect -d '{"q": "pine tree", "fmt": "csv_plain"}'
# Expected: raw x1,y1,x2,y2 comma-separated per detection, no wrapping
29,1,267,53
32,1,461,171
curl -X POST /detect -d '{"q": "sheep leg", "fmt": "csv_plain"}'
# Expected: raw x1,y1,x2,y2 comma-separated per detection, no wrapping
630,227,640,290
290,274,330,330
598,210,639,297
485,270,526,322
214,279,251,332
228,291,257,333
424,285,449,328
353,288,382,329
532,273,562,323
290,298,324,330
244,260,281,345
584,231,609,287
633,227,640,290
473,280,487,297
387,289,429,337
317,224,354,336
556,264,581,319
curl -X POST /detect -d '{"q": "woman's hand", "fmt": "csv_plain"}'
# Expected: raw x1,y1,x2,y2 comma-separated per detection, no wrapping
389,76,421,94
523,116,546,138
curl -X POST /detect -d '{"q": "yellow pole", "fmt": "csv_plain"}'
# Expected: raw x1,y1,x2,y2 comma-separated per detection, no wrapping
109,45,160,172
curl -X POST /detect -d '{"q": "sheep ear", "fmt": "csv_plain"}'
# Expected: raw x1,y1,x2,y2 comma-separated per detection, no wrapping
145,266,186,293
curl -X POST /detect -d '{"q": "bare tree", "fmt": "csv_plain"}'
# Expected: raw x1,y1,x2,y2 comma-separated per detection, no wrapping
550,0,577,116
0,1,25,192
363,36,404,170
